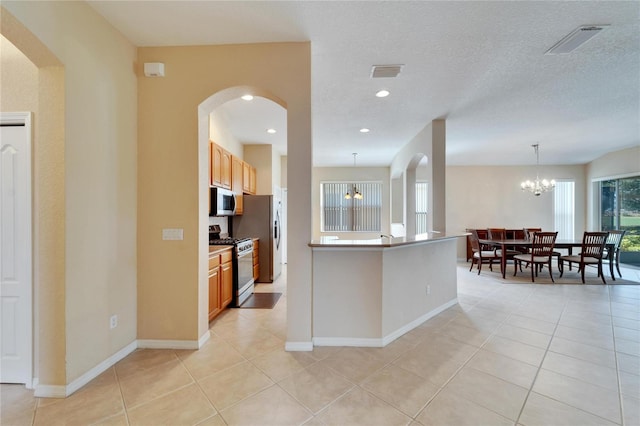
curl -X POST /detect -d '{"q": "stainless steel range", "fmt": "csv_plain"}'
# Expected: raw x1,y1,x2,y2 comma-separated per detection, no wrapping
209,226,254,306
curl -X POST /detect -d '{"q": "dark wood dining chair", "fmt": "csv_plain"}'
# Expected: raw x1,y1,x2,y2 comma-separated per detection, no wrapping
488,228,520,273
603,230,626,280
524,227,562,269
523,228,542,241
513,232,558,282
559,231,609,284
468,229,500,275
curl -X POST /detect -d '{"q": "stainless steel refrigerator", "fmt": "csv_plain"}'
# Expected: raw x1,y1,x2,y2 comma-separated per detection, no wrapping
232,194,282,283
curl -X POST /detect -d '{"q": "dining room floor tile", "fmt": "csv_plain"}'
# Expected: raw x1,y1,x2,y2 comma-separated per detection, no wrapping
4,262,639,425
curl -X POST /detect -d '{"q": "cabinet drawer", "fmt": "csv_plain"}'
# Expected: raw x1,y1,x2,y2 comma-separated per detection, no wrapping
208,255,220,270
221,250,233,264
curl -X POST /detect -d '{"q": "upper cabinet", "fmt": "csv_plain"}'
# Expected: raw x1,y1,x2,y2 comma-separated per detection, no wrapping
210,141,231,189
242,162,256,195
231,155,244,215
210,141,257,196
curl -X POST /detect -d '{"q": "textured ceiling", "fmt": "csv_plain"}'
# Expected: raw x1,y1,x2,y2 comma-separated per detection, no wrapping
88,1,640,167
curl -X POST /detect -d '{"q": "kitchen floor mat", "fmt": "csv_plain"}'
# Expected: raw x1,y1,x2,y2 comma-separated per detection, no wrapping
237,292,282,309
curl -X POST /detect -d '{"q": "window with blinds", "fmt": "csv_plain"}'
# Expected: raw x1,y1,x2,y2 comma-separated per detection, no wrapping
553,180,575,240
321,182,382,232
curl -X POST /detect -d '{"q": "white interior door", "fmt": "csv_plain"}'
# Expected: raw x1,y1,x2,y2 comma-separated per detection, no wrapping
1,112,32,385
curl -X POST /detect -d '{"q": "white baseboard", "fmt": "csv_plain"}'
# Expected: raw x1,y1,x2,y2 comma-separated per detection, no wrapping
66,340,137,396
313,337,383,347
34,384,66,398
312,298,459,348
33,340,137,398
382,298,458,346
285,341,313,351
137,339,200,350
198,331,211,348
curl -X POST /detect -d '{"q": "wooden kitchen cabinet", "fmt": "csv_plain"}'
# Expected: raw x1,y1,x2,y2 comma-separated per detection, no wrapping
208,247,233,321
210,141,231,189
208,252,222,321
221,250,233,308
252,238,260,281
242,162,256,195
231,155,244,215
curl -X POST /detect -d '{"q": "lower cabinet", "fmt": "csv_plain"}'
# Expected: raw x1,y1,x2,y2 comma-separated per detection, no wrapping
252,238,260,281
209,248,233,321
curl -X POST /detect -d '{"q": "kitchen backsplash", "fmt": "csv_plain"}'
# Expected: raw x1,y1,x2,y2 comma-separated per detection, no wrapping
209,216,229,237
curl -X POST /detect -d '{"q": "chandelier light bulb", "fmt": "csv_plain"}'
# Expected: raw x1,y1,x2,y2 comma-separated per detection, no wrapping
521,144,555,196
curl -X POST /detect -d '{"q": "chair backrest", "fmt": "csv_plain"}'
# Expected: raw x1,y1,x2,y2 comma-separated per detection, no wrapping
581,232,609,259
531,232,557,256
469,229,481,252
524,228,542,241
606,230,626,250
488,228,506,240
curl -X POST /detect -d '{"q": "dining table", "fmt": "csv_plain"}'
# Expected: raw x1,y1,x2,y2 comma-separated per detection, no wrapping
478,238,615,280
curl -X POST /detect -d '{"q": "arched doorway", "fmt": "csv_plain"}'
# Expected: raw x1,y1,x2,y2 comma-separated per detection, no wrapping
197,87,288,337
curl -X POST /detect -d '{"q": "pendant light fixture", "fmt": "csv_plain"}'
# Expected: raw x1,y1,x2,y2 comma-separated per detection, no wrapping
345,153,363,200
521,144,556,196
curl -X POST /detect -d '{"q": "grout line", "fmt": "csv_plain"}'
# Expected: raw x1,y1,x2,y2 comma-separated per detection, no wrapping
513,289,569,425
609,285,627,426
112,365,132,426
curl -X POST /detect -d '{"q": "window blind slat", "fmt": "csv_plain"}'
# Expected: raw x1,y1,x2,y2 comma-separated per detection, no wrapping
554,181,575,240
416,182,428,234
321,182,381,232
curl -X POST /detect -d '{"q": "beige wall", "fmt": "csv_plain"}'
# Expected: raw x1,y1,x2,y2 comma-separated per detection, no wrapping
209,109,243,157
281,156,288,188
447,164,586,258
2,1,138,386
137,43,312,346
244,144,274,195
586,146,640,229
313,166,391,240
0,32,67,386
587,146,640,180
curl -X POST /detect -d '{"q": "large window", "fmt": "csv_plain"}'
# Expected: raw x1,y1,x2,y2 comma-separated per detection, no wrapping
601,176,640,253
553,180,575,240
416,182,428,234
321,182,382,232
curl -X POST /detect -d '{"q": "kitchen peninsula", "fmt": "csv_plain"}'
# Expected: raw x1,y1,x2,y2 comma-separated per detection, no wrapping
309,232,463,347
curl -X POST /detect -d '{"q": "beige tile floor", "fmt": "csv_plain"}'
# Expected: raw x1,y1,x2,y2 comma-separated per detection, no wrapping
2,262,640,426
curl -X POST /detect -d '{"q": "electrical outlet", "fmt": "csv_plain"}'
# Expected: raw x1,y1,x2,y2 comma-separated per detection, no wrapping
426,285,431,296
110,315,118,329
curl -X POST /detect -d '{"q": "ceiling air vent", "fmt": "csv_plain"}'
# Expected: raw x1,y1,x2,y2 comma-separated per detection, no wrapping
545,25,609,55
370,64,404,78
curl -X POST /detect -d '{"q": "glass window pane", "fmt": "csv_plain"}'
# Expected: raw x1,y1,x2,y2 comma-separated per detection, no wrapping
599,176,640,255
618,176,640,253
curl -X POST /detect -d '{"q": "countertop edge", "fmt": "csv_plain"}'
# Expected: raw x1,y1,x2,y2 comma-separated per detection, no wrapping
309,233,466,248
208,245,234,255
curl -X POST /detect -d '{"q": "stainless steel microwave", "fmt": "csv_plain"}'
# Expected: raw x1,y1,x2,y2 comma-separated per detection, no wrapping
209,187,236,216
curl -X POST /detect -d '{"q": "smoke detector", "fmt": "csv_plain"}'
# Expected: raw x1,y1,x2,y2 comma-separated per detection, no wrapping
370,64,404,78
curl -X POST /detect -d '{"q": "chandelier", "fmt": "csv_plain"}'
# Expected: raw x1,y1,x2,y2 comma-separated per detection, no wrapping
521,144,556,196
345,153,363,200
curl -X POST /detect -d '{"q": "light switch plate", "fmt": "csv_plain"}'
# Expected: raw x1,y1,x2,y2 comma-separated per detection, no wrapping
162,228,184,240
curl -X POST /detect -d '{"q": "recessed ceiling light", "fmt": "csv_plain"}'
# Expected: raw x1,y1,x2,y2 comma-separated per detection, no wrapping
376,90,390,98
241,94,254,101
266,128,277,134
360,128,370,133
